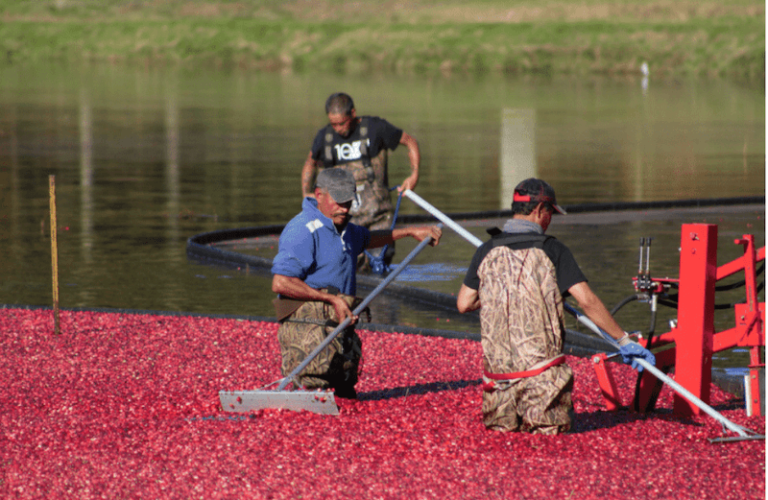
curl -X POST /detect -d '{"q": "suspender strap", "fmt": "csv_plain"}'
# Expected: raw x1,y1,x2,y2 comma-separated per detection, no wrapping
482,355,566,392
323,126,335,168
357,118,374,178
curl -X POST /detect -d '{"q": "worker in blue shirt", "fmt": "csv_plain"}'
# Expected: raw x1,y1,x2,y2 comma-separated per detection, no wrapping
272,168,441,398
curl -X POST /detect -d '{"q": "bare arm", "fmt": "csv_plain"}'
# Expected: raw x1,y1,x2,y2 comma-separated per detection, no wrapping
367,225,442,249
397,132,420,192
569,281,656,370
301,151,322,198
457,284,481,313
272,274,356,324
567,281,626,341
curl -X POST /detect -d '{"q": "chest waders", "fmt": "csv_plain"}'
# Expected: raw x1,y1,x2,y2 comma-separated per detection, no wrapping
322,118,393,231
477,233,574,434
479,233,562,373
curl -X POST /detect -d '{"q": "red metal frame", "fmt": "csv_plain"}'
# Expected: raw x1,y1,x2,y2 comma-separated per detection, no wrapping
593,224,765,416
592,352,623,411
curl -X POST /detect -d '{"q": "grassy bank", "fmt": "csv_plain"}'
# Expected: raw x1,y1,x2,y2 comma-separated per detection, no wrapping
1,0,764,82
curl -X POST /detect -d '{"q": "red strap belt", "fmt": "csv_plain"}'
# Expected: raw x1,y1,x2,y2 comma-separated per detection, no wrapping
483,355,566,392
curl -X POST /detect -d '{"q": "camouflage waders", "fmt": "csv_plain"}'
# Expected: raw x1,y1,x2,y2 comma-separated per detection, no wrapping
276,291,363,396
477,243,574,434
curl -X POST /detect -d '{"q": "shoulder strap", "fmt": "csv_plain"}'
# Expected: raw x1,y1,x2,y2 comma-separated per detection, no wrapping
358,117,372,169
491,232,552,249
322,124,335,168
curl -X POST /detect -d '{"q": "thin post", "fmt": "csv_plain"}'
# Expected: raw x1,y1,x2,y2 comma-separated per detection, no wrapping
49,175,61,335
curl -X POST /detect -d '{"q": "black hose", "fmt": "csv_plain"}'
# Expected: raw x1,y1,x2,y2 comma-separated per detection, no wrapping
610,262,764,314
607,292,665,411
634,298,659,404
715,262,765,292
656,280,764,310
659,262,765,292
610,294,643,316
657,298,679,310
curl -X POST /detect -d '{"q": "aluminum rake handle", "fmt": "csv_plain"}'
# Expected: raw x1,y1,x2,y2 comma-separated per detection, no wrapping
403,190,483,248
276,225,442,391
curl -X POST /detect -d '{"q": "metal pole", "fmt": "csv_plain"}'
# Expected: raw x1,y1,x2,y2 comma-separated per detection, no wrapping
49,175,61,335
406,193,757,438
403,190,483,247
276,225,442,391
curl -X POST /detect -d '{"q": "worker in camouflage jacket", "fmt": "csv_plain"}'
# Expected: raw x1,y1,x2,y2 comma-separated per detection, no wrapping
457,178,655,434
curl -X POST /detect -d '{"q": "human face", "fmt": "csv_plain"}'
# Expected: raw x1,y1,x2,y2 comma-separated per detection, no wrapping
328,110,357,137
315,188,352,228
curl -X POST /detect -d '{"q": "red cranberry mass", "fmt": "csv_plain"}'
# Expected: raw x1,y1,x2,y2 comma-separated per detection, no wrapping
0,309,763,499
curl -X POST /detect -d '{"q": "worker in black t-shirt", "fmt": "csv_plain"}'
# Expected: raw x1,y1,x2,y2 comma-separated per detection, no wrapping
300,92,420,234
457,178,655,435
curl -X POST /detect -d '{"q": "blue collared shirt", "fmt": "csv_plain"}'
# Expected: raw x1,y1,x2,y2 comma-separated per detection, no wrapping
271,197,371,296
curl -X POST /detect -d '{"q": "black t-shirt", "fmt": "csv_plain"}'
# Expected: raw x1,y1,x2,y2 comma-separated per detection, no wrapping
310,116,403,165
463,232,587,297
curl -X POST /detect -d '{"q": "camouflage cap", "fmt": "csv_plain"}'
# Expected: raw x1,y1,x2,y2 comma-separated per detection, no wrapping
512,178,567,215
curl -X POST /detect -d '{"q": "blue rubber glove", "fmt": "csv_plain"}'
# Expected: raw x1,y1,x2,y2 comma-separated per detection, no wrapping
618,340,656,372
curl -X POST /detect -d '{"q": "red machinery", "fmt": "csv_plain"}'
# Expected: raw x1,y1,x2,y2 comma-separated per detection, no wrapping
592,223,765,417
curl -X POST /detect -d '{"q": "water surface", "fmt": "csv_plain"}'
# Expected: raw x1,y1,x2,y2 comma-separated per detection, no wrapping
0,64,764,370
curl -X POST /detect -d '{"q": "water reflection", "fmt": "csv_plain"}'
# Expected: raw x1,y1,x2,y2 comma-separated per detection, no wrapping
79,87,94,264
500,108,536,209
165,86,180,246
0,64,763,371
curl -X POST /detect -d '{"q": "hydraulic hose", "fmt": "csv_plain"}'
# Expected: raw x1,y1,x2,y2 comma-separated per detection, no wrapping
610,293,643,316
655,280,765,311
715,261,765,292
634,294,659,406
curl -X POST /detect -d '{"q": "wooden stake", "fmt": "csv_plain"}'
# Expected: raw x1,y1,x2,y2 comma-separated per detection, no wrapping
49,175,61,335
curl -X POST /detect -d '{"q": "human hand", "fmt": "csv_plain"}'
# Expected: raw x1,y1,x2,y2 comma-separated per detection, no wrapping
330,296,357,326
398,175,418,193
618,340,655,372
411,226,442,246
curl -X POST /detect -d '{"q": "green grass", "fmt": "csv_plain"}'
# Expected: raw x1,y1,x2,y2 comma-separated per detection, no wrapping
0,0,763,82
